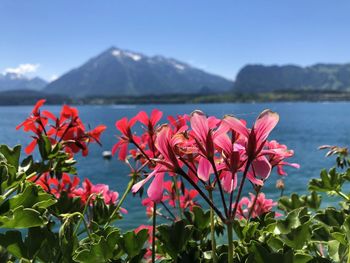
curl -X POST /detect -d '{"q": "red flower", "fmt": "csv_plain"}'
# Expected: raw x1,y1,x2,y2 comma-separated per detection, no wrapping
16,99,56,154
112,117,138,160
18,100,106,157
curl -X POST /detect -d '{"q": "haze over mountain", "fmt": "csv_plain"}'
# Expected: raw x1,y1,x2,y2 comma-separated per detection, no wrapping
45,47,233,97
234,63,350,93
0,73,47,92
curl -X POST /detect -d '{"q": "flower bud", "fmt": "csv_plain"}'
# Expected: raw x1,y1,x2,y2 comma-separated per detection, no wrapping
276,179,285,190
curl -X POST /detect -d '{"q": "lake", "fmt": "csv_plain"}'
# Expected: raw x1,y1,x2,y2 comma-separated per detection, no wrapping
2,102,350,229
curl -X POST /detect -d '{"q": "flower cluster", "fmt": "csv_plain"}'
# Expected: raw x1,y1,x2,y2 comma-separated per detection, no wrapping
33,173,124,209
17,100,120,209
17,99,106,156
113,109,299,221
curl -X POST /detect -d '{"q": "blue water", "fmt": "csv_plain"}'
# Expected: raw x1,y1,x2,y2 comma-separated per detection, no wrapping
2,102,350,229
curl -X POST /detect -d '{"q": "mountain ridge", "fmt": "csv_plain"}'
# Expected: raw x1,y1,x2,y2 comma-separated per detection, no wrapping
0,73,47,91
233,63,350,92
45,46,233,97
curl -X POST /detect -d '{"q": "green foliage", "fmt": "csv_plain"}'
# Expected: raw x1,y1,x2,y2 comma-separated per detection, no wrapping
2,137,350,262
157,220,194,260
278,192,322,212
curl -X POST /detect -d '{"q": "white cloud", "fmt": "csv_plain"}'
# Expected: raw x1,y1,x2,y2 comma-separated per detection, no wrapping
3,63,40,75
49,74,59,82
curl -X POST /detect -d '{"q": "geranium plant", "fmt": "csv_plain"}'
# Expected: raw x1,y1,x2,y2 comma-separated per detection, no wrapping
0,100,348,262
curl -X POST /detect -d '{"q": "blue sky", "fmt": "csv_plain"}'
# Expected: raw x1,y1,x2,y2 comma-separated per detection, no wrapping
1,0,350,81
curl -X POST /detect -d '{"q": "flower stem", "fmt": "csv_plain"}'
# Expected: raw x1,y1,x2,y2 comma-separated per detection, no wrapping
247,186,261,221
231,160,251,219
152,202,157,263
178,169,225,222
336,190,349,201
210,159,228,217
105,176,135,226
227,221,234,263
209,190,217,263
173,176,183,219
74,193,96,236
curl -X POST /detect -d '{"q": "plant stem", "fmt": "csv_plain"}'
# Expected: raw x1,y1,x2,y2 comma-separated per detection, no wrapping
173,176,183,219
336,190,349,201
160,201,176,220
74,193,96,236
247,186,261,221
105,177,135,226
210,159,228,217
347,244,350,263
178,169,225,222
227,221,234,263
231,160,251,219
209,190,217,263
152,202,157,263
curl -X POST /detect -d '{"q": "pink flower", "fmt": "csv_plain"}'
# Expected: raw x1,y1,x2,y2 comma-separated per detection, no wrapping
266,140,300,175
214,133,245,192
224,109,279,160
190,110,226,160
235,192,280,219
224,110,280,185
76,179,121,206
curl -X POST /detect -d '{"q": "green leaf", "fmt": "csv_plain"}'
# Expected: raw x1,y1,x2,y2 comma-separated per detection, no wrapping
119,229,148,259
276,207,309,234
157,220,194,259
192,206,211,230
0,206,45,228
0,145,23,193
3,183,56,210
308,168,344,194
37,136,52,160
247,242,294,263
328,240,340,262
314,208,345,228
0,231,26,259
73,236,111,263
0,145,20,171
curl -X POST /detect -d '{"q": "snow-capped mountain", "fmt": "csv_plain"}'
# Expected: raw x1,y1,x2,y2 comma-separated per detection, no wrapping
0,73,47,91
45,47,233,97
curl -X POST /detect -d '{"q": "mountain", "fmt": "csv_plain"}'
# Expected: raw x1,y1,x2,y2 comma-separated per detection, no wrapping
234,63,350,93
45,47,233,97
0,73,47,91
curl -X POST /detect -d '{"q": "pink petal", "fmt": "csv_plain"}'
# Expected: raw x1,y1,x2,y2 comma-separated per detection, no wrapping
221,171,237,193
223,116,249,138
197,156,213,181
190,111,209,142
150,109,163,126
136,111,149,126
132,168,158,193
252,156,272,180
254,110,279,144
280,161,300,169
214,133,232,154
246,171,264,186
147,172,165,203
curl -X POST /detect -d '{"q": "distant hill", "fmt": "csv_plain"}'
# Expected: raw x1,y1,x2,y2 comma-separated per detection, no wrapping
0,73,47,91
0,89,71,105
45,47,233,97
234,63,350,93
